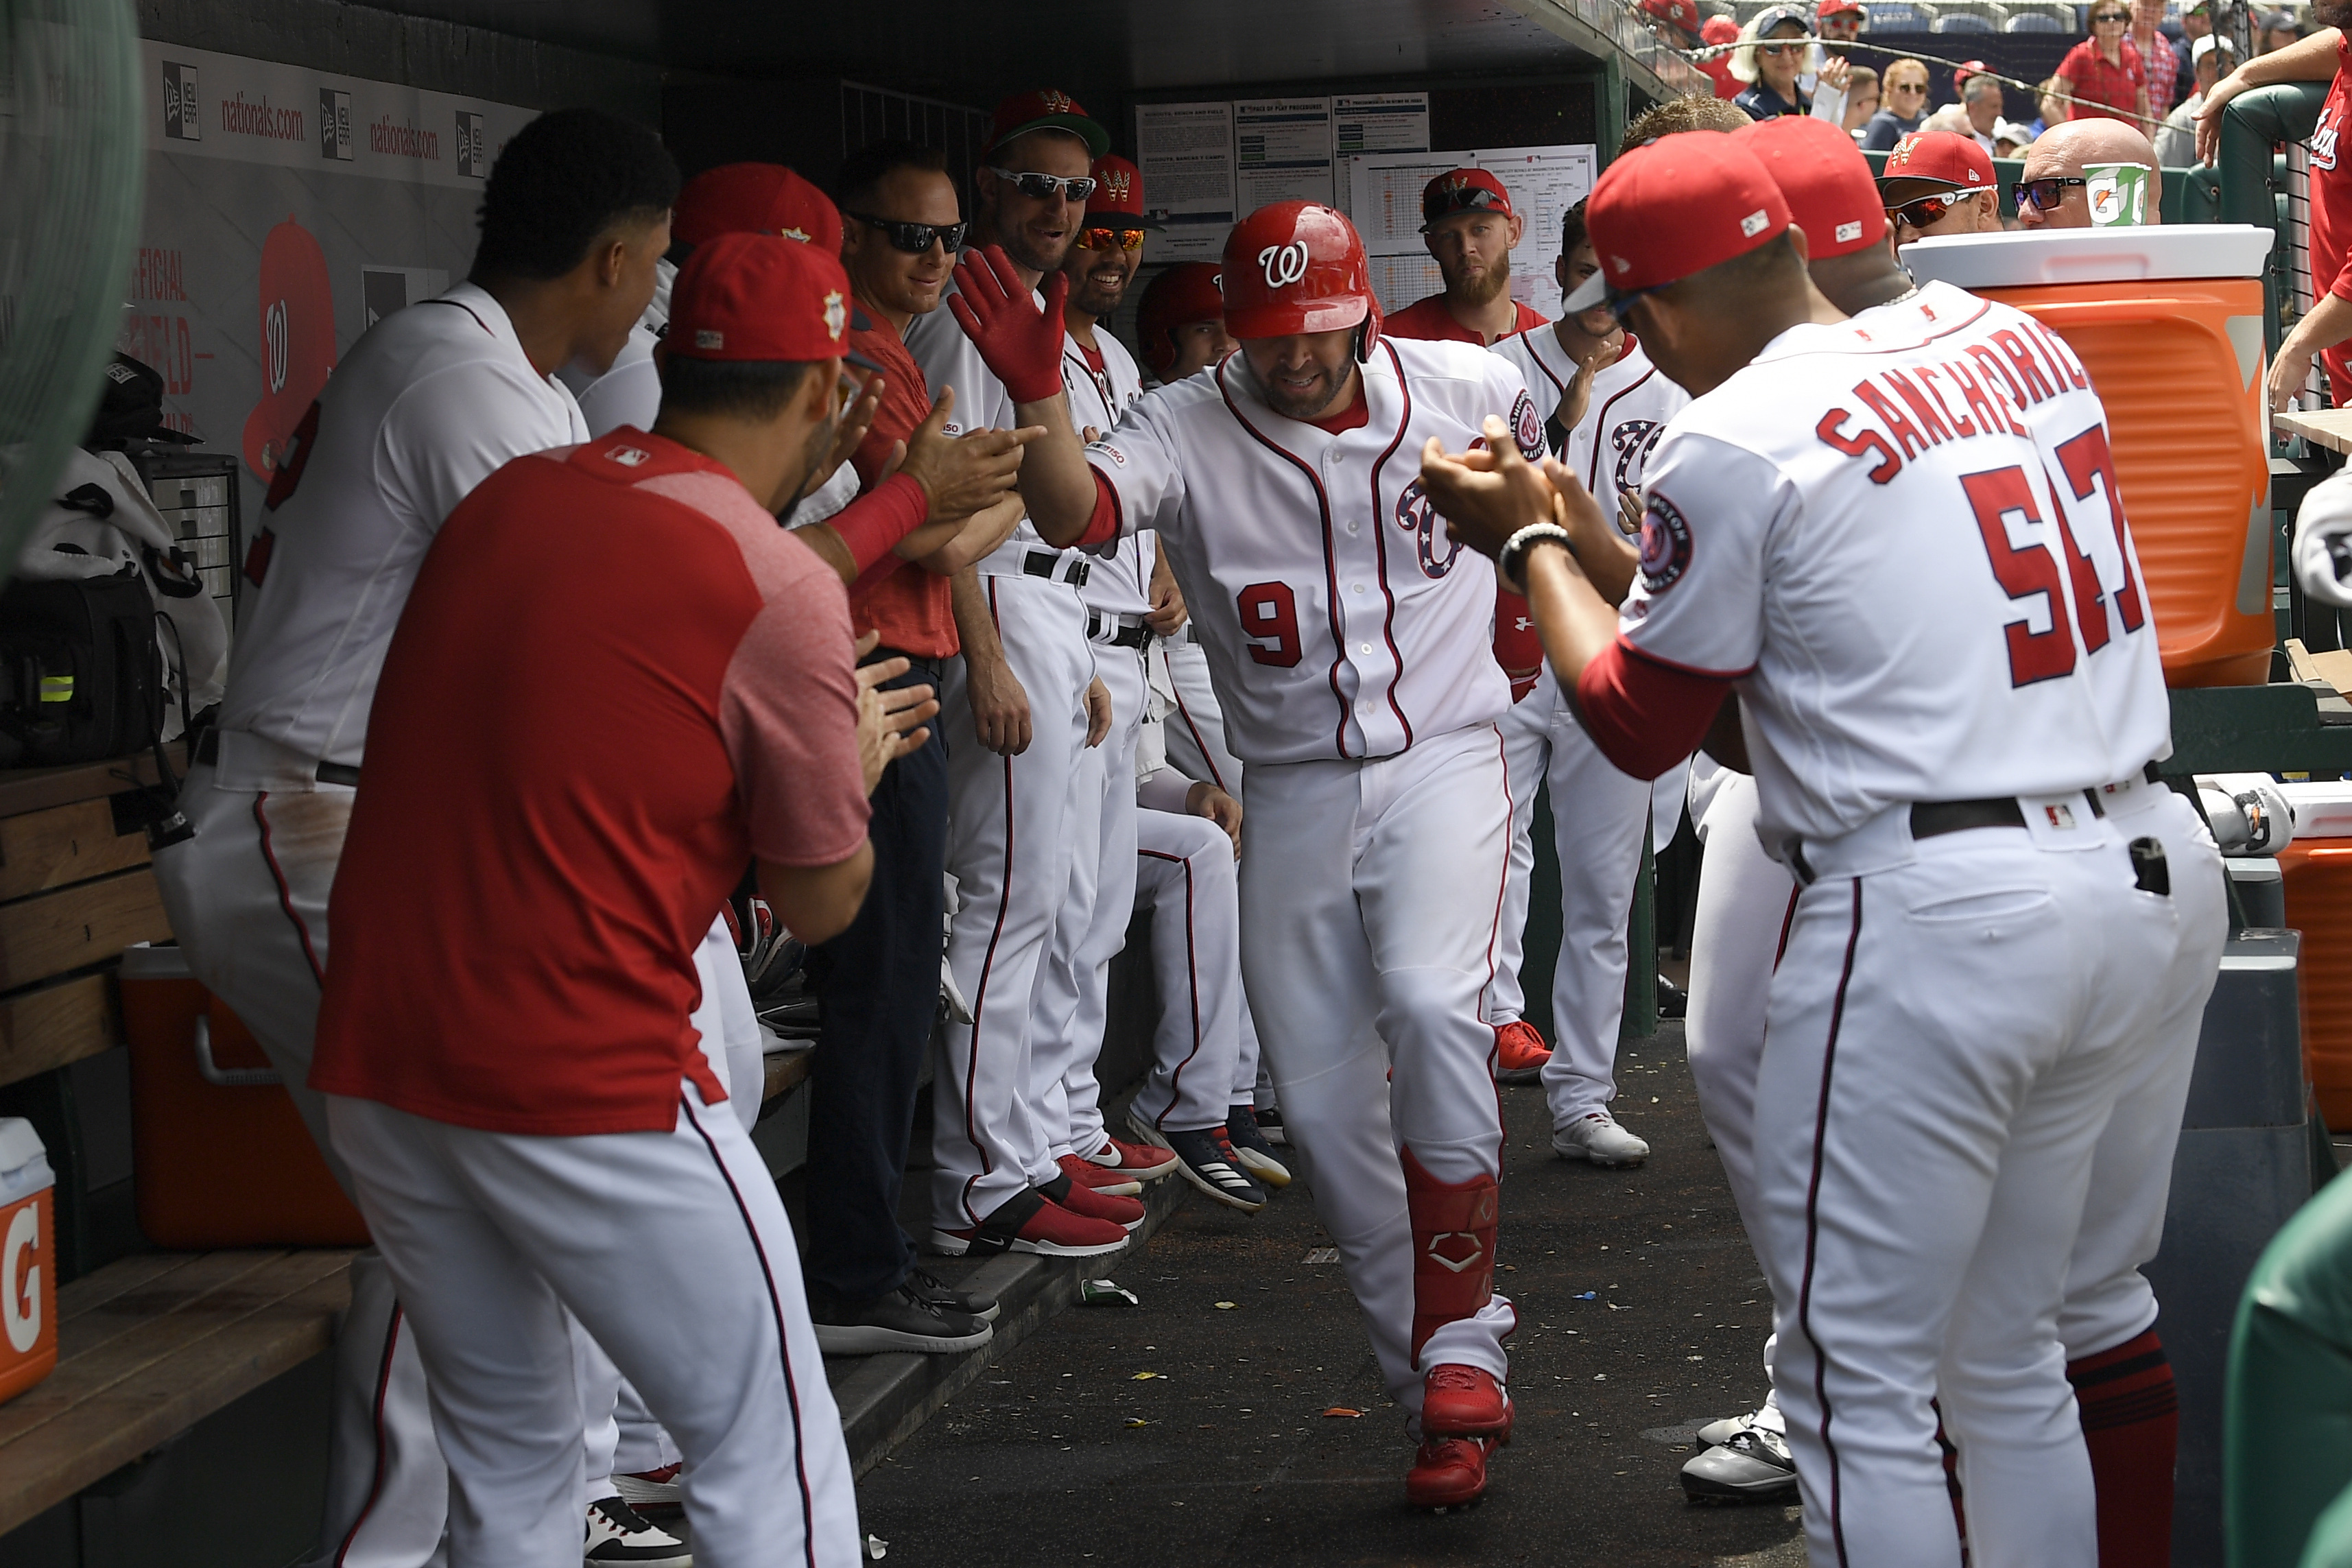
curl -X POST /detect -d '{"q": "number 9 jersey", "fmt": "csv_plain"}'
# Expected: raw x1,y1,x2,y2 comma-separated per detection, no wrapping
1619,294,2171,851
1084,335,1539,766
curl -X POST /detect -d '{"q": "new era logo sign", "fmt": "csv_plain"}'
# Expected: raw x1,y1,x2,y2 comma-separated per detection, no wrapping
1739,209,1770,237
162,62,200,141
320,89,353,161
455,110,487,177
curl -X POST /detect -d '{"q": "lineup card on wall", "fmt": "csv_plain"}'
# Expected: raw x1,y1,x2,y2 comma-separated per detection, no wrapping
1136,101,1237,263
1345,143,1597,316
1233,98,1335,210
1333,93,1432,156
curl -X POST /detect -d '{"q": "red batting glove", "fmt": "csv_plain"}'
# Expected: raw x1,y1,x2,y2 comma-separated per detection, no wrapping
947,245,1068,405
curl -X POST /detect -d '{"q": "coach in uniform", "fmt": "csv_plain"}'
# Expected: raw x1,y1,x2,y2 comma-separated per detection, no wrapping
1425,132,2181,1565
1384,169,1549,345
151,109,693,1568
310,234,916,1568
1877,130,2004,246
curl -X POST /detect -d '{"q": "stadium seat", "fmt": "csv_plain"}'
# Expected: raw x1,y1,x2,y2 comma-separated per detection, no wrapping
1934,10,2001,32
2006,9,2069,27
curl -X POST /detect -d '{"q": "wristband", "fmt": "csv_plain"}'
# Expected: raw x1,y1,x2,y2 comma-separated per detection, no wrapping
1497,522,1575,595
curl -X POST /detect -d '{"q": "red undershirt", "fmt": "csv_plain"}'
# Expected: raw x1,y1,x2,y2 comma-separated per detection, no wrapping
1575,635,1733,779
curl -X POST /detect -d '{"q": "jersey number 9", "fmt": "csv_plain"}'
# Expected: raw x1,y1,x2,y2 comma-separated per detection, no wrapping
1237,582,1303,667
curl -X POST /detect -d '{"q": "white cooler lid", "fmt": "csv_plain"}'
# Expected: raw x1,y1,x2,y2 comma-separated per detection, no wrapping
2283,780,2352,840
1901,224,2274,289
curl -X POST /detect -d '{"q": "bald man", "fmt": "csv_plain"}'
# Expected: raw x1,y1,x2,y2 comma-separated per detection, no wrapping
2018,117,2164,226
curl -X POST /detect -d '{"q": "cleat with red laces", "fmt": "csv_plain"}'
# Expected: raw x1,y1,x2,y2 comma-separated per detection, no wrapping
1085,1133,1178,1181
1406,1436,1497,1510
1493,1020,1552,1084
1058,1152,1142,1196
1422,1364,1512,1440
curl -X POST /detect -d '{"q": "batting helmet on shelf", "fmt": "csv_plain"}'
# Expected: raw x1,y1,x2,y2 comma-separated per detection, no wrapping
1135,261,1224,380
1220,201,1381,361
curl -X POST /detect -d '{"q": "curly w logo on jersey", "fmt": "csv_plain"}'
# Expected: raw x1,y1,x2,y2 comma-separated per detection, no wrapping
1611,418,1664,492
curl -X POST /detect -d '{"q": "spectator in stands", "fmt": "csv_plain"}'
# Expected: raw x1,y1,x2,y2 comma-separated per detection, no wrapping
801,139,1031,1354
2030,75,2071,136
2198,10,2352,406
1731,6,1816,119
2053,3,2153,126
1958,69,2008,150
1879,130,2004,243
1994,119,2032,155
1816,0,1866,51
2131,0,2183,120
1386,169,1548,344
2255,8,2304,53
1700,14,1746,97
1862,57,1933,147
2156,34,2234,164
2017,115,2163,226
1840,66,1882,136
2181,0,2213,47
1643,0,1704,50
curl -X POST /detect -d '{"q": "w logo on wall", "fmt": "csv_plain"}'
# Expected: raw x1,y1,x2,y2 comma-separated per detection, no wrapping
162,61,200,141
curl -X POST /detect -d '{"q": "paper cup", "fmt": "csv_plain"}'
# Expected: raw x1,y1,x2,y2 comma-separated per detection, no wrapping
2084,163,2153,226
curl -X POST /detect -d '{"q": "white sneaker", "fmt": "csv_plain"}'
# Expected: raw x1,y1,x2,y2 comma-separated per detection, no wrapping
1552,1111,1650,1166
585,1496,691,1565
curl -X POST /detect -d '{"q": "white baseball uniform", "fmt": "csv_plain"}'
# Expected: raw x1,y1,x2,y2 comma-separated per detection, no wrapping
1618,300,2179,1567
1486,328,1693,1125
151,284,595,1568
907,265,1099,1237
1084,335,1536,1418
1030,330,1156,1160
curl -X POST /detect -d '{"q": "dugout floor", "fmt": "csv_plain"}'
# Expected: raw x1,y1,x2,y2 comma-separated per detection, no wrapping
853,1021,1810,1568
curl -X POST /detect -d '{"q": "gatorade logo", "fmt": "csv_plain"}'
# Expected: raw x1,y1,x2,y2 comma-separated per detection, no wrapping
3,1204,40,1355
1259,241,1310,289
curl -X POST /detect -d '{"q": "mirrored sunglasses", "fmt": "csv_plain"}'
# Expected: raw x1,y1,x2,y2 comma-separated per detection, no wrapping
986,167,1098,203
1886,186,1993,228
1074,225,1146,252
844,212,969,254
2015,176,2087,211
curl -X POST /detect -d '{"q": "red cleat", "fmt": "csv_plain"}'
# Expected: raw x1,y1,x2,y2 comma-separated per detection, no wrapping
1086,1135,1178,1181
1422,1364,1512,1440
1058,1152,1142,1196
1050,1173,1145,1228
1405,1436,1497,1510
930,1191,1128,1258
1493,1020,1551,1084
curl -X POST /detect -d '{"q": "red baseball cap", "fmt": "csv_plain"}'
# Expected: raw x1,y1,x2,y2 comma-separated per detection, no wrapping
667,233,877,369
1643,0,1702,34
1817,0,1866,16
1880,130,1997,191
1086,154,1163,228
1731,115,1887,259
1702,14,1741,40
1569,132,1793,311
981,88,1110,160
1953,58,1988,90
673,164,842,253
1421,167,1515,231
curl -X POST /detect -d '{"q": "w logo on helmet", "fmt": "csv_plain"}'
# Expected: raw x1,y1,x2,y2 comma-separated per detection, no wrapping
1259,241,1311,289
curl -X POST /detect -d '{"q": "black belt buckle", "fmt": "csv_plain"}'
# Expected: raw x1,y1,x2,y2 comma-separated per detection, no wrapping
1023,551,1090,589
1909,798,2027,840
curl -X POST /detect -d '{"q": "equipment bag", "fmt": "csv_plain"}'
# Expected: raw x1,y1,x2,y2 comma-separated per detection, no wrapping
0,567,163,768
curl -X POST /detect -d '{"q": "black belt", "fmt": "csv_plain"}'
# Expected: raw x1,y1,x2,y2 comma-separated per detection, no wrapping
1087,611,1152,649
1909,797,2028,839
1022,549,1089,589
193,727,359,787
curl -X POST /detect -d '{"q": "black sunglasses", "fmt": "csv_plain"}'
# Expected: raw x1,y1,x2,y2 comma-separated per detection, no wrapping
2015,176,2087,211
984,166,1098,203
2091,10,2129,19
844,211,969,254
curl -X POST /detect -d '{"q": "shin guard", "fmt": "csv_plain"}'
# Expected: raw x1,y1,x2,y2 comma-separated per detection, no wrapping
1403,1146,1499,1368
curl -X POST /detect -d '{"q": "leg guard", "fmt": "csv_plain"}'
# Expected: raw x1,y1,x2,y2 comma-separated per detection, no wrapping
1404,1146,1499,1368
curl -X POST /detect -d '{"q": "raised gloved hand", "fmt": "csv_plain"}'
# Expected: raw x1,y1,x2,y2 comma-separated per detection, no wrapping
947,245,1068,405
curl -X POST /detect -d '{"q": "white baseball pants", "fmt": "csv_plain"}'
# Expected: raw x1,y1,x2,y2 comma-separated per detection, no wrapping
1239,725,1518,1416
934,575,1093,1231
1486,665,1671,1124
1031,643,1146,1163
1756,812,2175,1568
1128,807,1246,1134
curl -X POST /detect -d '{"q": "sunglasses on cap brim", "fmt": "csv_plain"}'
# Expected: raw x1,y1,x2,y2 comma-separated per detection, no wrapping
844,212,970,254
1563,268,1670,320
1420,185,1510,229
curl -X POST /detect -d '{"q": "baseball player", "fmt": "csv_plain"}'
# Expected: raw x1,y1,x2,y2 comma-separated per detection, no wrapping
309,234,903,1568
1384,169,1549,346
1876,132,2003,246
907,90,1165,1261
1470,195,1691,1159
958,200,1540,1509
150,110,695,1568
1421,131,2183,1565
1670,119,2226,1563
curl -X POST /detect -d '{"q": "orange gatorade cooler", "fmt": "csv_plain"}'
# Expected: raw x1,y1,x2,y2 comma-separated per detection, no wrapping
1902,226,2277,686
117,943,369,1248
0,1117,57,1403
2280,781,2352,1129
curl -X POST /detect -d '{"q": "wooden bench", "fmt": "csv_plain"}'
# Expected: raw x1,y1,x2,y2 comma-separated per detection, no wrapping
0,1248,356,1538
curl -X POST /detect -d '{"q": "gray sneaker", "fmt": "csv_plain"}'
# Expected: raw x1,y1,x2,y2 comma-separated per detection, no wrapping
1680,1425,1798,1504
1552,1110,1650,1167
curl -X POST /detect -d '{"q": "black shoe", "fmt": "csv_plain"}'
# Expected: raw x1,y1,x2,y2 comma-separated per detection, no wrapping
809,1281,993,1355
585,1497,692,1565
1657,973,1688,1020
1224,1105,1292,1188
907,1265,1000,1322
1152,1123,1268,1212
1252,1106,1288,1146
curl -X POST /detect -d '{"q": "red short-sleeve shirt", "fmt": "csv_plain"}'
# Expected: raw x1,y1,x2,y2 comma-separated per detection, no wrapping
309,429,870,1135
2309,36,2352,403
2057,38,2148,122
1383,293,1551,346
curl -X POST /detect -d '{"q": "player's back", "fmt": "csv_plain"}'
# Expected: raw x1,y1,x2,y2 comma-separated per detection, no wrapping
1622,312,2129,848
220,285,584,766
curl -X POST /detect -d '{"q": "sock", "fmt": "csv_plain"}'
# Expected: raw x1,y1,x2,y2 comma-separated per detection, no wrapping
2068,1327,2179,1568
